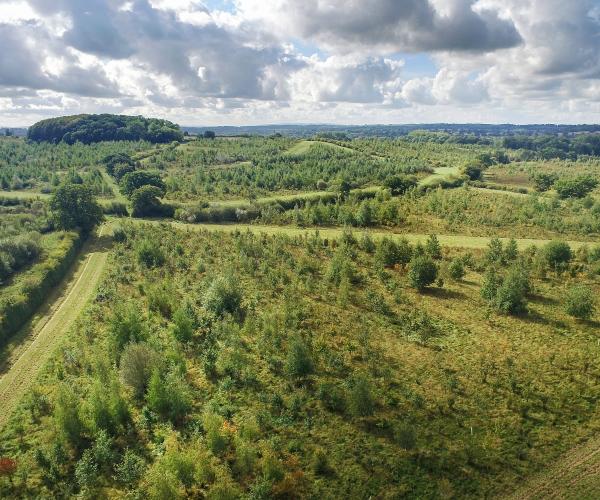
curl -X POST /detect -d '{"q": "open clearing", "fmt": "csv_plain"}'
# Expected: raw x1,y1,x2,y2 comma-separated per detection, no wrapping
420,165,461,186
0,227,111,430
285,139,356,155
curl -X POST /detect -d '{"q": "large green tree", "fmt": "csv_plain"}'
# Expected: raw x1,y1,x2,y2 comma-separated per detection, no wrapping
120,171,166,197
50,183,103,232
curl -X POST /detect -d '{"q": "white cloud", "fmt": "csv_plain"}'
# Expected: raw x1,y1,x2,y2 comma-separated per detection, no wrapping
0,0,599,125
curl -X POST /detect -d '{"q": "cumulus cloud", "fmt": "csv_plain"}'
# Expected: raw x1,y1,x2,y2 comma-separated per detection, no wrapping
0,0,599,125
236,0,523,54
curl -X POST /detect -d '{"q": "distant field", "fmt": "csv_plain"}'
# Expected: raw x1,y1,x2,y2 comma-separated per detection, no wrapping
131,219,591,250
285,139,356,155
420,165,461,186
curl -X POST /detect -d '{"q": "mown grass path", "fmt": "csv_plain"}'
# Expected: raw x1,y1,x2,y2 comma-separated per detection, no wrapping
506,437,600,499
0,227,111,430
131,220,590,251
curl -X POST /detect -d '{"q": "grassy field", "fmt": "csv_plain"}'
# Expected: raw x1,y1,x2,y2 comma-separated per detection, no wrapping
420,165,461,186
130,219,592,250
285,139,356,155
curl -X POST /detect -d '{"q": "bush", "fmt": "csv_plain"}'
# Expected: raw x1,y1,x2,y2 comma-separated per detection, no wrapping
136,239,165,268
103,201,129,216
110,303,148,352
317,382,346,413
171,306,195,342
564,284,595,320
285,336,314,379
384,174,418,195
554,175,598,199
119,343,160,399
493,266,530,315
146,370,191,423
408,256,438,291
448,258,465,281
348,375,375,417
544,240,572,272
203,274,243,318
131,185,168,217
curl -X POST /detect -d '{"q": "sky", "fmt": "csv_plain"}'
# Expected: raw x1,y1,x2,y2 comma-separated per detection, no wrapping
0,0,599,126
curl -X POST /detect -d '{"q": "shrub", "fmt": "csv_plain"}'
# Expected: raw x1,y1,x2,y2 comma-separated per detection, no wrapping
544,240,572,272
146,370,191,423
136,239,165,268
554,175,598,199
103,201,129,216
110,303,147,352
448,258,465,281
531,172,558,192
112,225,127,242
384,174,417,195
119,343,160,399
461,162,483,180
408,256,438,291
425,234,442,259
131,185,169,217
317,382,346,413
203,274,243,318
493,266,530,315
285,336,314,379
564,284,595,320
348,375,375,417
171,306,195,342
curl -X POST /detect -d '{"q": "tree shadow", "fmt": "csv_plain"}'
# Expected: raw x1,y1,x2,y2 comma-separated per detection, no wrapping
424,287,466,300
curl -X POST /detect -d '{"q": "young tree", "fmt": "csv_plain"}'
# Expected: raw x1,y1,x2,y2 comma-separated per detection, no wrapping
285,336,314,379
564,284,595,320
448,258,466,281
348,375,375,417
119,343,160,399
486,237,504,265
544,240,572,272
504,238,519,262
493,266,530,315
425,234,442,260
49,183,103,232
408,256,438,291
384,174,418,195
530,172,558,192
171,307,194,342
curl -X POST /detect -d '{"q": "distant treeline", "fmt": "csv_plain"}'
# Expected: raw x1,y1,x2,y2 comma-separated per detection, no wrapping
502,134,600,159
183,123,600,139
28,114,183,144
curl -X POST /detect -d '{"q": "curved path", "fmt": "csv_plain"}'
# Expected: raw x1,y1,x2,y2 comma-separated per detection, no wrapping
0,227,111,429
505,436,600,499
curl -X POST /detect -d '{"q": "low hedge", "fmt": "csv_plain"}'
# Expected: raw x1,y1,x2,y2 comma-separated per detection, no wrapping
0,231,82,345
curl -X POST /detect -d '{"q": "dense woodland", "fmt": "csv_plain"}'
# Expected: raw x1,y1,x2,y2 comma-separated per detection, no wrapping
27,115,183,145
0,125,599,498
